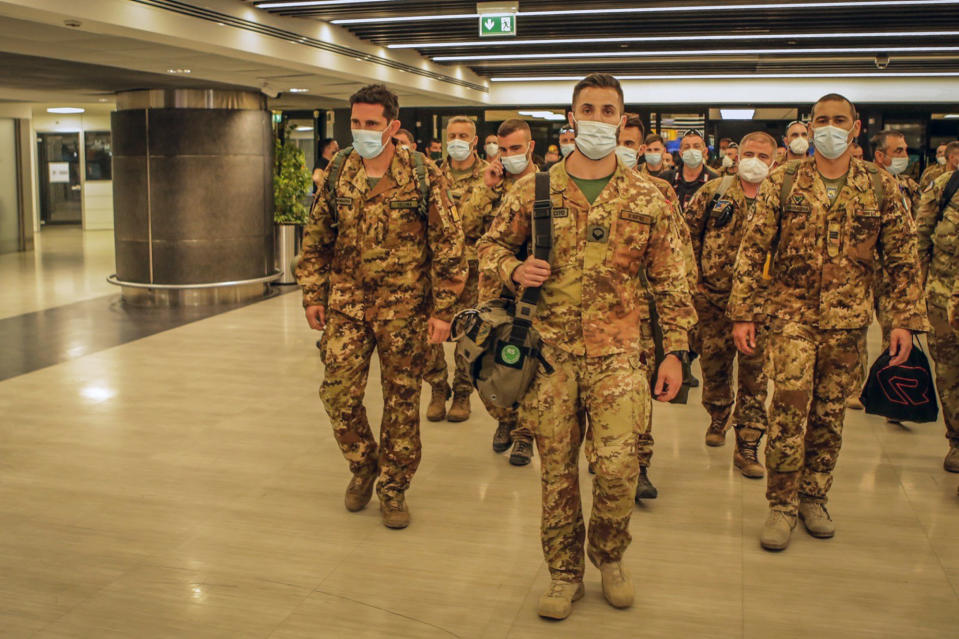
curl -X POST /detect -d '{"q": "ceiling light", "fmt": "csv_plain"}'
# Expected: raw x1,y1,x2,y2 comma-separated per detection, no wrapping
333,1,959,24
296,125,314,131
433,46,959,62
167,68,191,74
257,0,395,7
47,107,85,114
288,88,310,93
388,30,959,50
518,110,566,121
721,109,756,119
490,71,959,82
944,114,959,118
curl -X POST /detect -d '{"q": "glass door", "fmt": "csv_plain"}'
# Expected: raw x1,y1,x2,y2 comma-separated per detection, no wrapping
37,132,81,225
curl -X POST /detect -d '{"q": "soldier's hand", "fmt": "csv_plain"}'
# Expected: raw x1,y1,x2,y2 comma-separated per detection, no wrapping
732,321,756,355
654,354,683,402
512,257,551,288
305,305,326,331
428,317,451,344
484,158,505,188
888,328,913,366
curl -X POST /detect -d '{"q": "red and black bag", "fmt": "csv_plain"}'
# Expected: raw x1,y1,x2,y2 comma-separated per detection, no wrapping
859,338,939,423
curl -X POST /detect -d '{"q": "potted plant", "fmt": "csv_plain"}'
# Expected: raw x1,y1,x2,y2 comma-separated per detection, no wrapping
273,125,312,284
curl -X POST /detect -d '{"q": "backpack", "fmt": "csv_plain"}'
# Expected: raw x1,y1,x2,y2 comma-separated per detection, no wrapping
451,172,554,409
859,338,939,423
935,170,959,227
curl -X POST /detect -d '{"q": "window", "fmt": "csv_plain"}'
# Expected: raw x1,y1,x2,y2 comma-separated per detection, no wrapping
84,131,112,181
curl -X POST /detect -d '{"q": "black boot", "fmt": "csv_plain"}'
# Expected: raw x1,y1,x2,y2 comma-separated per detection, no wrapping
635,466,658,502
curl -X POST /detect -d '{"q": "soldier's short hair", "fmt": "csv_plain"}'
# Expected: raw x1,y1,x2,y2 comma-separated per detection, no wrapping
946,140,959,157
350,84,398,121
812,93,858,120
870,129,905,154
396,128,415,144
447,115,476,137
572,73,624,113
497,118,531,140
644,133,665,146
719,137,733,145
739,131,778,153
623,113,645,139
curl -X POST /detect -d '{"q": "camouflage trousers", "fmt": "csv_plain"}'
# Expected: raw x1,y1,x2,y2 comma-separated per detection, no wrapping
319,310,427,500
928,305,959,448
522,343,649,581
695,298,768,446
765,320,865,515
424,260,479,396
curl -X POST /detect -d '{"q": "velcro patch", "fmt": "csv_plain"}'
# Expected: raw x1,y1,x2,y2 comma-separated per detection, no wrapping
335,197,353,206
856,208,880,217
390,200,419,210
551,207,568,218
620,210,652,224
784,204,811,214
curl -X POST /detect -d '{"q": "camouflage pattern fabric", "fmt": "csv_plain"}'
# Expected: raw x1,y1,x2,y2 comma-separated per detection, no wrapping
318,311,427,499
928,305,959,448
896,174,922,221
920,163,945,190
949,277,959,332
423,261,479,395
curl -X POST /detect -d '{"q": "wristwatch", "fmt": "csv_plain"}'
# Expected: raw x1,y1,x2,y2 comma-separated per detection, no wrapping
666,350,690,365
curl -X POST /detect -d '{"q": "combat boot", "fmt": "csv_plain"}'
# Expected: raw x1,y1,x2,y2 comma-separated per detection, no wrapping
734,445,765,479
492,421,512,453
379,493,410,529
509,439,533,466
446,393,471,422
944,446,959,473
759,509,796,551
537,580,584,620
705,417,728,447
587,549,634,608
344,470,377,512
426,383,450,422
635,466,658,501
798,501,835,538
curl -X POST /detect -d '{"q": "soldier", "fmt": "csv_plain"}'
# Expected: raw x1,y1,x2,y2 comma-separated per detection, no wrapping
712,137,734,170
463,118,537,465
559,125,576,158
873,129,921,220
783,120,810,162
672,129,720,212
917,140,959,474
729,93,928,551
484,133,500,161
850,142,864,160
951,277,959,333
920,143,948,189
719,142,739,176
296,84,467,530
478,73,695,620
641,133,674,181
395,128,417,151
424,116,489,423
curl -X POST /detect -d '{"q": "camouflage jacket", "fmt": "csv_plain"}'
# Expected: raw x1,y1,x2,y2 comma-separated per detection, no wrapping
295,146,467,323
440,152,488,260
896,174,922,221
917,170,959,310
686,176,760,311
920,164,945,190
949,277,959,331
727,157,929,331
637,171,699,293
477,158,696,357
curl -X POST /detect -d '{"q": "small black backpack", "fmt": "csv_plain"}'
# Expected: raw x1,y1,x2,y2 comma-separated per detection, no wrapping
859,339,939,423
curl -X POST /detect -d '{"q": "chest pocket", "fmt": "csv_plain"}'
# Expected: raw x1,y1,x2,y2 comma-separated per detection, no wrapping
778,195,816,258
845,207,881,264
548,193,578,269
608,208,653,276
384,198,426,248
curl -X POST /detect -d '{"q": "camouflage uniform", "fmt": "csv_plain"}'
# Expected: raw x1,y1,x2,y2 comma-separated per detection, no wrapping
917,171,959,452
949,277,959,332
296,146,467,499
477,158,696,581
728,157,929,516
686,177,769,448
920,163,946,190
423,152,488,398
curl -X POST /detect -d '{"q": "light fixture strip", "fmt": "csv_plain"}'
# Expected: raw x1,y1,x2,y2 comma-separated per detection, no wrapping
256,0,396,8
489,71,959,82
433,46,959,62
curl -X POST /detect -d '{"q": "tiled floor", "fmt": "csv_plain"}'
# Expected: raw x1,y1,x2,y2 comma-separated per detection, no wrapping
1,230,957,638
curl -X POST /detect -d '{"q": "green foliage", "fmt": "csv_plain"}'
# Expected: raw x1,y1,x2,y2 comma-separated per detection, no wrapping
273,126,313,225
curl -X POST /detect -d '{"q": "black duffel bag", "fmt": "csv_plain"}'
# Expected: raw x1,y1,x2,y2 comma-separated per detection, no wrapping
859,338,939,423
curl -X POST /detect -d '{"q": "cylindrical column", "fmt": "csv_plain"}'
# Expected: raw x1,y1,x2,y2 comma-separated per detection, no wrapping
110,89,277,305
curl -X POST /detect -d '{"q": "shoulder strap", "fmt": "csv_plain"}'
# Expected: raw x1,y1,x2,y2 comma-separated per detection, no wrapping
779,160,800,209
701,175,736,242
325,146,352,229
865,163,885,210
939,170,959,224
411,151,430,219
509,172,552,343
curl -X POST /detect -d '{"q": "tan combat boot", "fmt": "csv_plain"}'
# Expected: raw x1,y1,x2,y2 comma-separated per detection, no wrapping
634,466,658,501
588,549,634,608
705,417,728,447
446,393,471,422
944,447,959,473
798,501,835,538
379,493,410,529
734,445,765,479
492,421,512,453
537,580,585,620
759,509,796,551
426,383,450,422
344,471,377,512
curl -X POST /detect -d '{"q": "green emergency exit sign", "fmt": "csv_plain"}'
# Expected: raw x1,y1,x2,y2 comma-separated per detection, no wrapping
479,14,516,37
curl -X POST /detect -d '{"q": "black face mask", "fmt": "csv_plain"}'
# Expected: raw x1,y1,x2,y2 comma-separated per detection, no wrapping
430,151,442,161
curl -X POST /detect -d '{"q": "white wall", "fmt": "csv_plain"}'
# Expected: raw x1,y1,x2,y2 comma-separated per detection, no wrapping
0,118,18,253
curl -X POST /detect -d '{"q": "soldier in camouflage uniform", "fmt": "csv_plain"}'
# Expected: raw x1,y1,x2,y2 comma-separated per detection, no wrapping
686,131,779,478
296,85,467,530
920,143,948,190
423,116,488,423
729,94,929,551
478,74,696,620
917,140,959,474
464,118,539,466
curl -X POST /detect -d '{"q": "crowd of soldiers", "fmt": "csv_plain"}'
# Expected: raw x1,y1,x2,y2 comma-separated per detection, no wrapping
295,74,959,622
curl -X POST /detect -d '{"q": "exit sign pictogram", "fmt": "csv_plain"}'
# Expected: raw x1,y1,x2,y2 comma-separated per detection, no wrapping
479,14,516,37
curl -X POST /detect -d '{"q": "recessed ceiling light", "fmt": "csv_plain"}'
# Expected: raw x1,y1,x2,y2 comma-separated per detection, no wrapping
167,68,191,74
257,0,397,7
47,107,85,114
721,109,756,119
296,125,314,131
288,88,310,93
489,71,959,82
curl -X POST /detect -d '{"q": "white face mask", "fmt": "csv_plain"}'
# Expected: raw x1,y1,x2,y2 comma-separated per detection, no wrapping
644,151,663,166
447,139,472,162
937,155,947,166
722,154,735,169
560,143,576,157
887,156,910,176
485,142,499,157
681,148,704,168
614,146,638,169
812,125,853,160
501,146,530,175
573,118,619,160
738,157,771,184
788,137,809,155
352,127,390,160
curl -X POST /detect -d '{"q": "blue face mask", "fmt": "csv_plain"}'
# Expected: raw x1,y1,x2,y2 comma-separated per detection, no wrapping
351,127,389,159
614,146,638,169
644,152,663,166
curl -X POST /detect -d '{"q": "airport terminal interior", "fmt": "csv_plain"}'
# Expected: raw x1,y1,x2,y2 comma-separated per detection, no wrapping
2,0,959,637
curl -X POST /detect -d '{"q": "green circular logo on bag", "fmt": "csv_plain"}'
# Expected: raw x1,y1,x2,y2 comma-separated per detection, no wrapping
501,344,521,365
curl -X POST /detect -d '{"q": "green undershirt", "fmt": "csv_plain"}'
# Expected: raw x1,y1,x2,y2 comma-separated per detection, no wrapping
819,171,848,208
571,172,615,205
367,176,381,189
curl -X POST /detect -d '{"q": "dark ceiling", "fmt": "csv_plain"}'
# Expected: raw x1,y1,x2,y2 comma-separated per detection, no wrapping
252,0,959,79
